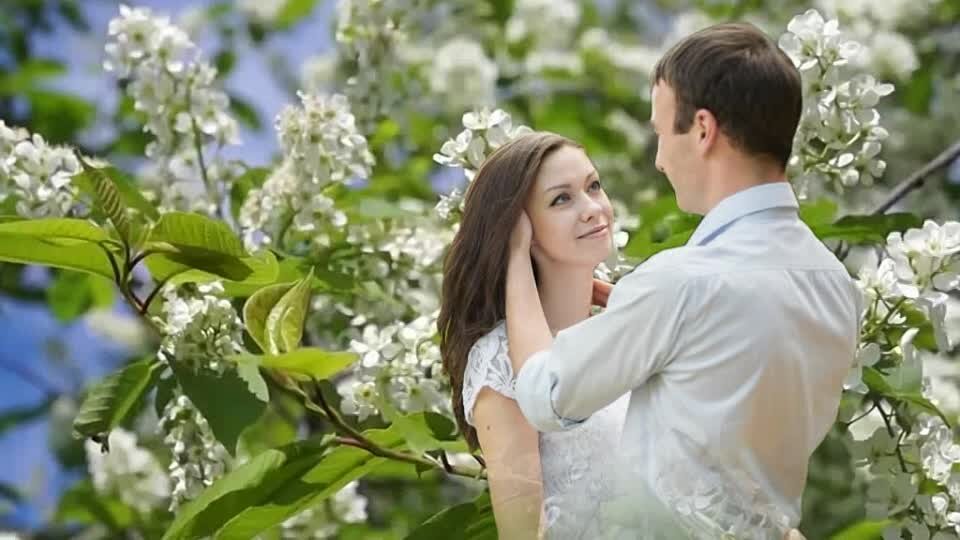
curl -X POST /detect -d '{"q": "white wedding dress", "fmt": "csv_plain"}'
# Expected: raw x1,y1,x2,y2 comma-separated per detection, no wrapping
462,322,631,539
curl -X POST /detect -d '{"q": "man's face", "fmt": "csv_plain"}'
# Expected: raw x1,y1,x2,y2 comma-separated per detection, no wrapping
651,81,702,213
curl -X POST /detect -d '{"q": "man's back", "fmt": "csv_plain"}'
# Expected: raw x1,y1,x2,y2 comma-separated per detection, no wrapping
614,196,861,535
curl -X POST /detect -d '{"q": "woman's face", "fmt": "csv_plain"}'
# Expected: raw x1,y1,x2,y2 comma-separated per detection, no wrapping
525,145,614,268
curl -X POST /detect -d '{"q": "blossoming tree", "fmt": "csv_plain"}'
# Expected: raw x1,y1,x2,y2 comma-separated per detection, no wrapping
1,1,960,538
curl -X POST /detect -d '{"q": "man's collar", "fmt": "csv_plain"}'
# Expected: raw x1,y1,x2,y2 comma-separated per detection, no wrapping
686,182,799,246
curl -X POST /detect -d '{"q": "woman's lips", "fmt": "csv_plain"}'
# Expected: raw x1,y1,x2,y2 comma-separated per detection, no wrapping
578,224,609,239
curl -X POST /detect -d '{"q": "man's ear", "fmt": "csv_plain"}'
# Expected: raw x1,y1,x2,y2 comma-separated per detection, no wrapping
695,108,719,153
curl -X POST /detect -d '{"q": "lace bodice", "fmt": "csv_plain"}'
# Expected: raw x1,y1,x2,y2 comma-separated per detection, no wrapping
463,322,630,539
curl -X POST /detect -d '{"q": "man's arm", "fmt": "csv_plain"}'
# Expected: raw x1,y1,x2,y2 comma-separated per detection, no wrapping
505,213,691,431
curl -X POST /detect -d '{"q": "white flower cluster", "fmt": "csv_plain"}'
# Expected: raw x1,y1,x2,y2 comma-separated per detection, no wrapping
506,0,583,76
850,414,960,539
239,92,371,251
846,221,960,390
334,0,416,129
0,121,80,218
507,0,579,49
280,481,368,539
579,28,660,78
430,38,498,113
275,92,375,187
103,4,239,214
238,0,286,24
84,429,170,514
778,9,894,199
433,108,532,220
154,282,245,374
159,392,230,510
337,314,446,422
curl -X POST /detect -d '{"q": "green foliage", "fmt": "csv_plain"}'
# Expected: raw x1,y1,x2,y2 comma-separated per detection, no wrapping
164,427,405,540
405,491,496,540
73,358,163,445
243,268,314,354
170,362,267,456
233,348,358,381
810,213,924,244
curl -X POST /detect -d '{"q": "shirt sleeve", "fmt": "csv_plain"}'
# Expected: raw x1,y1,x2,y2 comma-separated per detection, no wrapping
513,270,693,432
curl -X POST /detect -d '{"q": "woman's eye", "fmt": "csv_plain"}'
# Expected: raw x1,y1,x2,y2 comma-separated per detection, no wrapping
550,193,570,206
589,180,602,191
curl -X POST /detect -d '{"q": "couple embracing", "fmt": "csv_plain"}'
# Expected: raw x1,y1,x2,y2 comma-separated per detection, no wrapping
437,22,861,539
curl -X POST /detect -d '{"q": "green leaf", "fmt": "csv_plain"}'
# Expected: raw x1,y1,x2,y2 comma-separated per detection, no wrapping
863,367,952,427
390,412,461,455
274,0,319,28
265,267,314,353
215,428,405,539
47,271,97,321
405,492,495,540
0,218,109,243
149,211,247,258
231,348,358,381
154,373,177,419
214,50,236,78
171,362,267,456
811,213,923,244
0,233,116,279
244,281,297,354
798,198,838,226
899,393,952,427
73,358,163,444
0,58,65,95
228,95,261,129
164,249,280,294
163,427,404,540
235,358,270,402
145,248,254,282
624,229,694,259
54,480,135,530
0,398,54,438
77,157,134,243
74,163,159,222
830,519,893,540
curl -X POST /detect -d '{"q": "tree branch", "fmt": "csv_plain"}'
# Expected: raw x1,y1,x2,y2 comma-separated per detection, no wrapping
871,139,960,215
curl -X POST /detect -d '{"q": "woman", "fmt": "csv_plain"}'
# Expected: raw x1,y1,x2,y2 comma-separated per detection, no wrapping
438,132,629,539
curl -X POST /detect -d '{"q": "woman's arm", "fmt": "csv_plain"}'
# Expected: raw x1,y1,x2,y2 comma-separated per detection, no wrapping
473,386,544,539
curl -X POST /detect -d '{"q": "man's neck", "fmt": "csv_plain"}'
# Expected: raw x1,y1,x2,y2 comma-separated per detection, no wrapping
699,158,787,215
535,261,595,336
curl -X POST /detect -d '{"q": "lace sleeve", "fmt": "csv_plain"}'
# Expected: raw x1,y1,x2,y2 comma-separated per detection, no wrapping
462,324,517,426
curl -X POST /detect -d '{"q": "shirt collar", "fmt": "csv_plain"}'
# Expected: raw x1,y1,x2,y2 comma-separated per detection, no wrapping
686,182,799,246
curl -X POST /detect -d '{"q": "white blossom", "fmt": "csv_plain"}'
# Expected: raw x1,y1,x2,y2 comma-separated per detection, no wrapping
0,122,80,218
779,9,894,198
104,4,239,215
433,108,532,220
430,38,498,112
85,429,170,513
275,92,374,187
280,481,368,538
154,281,245,374
506,0,580,49
238,0,286,24
159,392,230,510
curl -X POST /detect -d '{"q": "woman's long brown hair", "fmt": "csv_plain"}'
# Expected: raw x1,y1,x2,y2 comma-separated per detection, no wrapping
438,131,581,451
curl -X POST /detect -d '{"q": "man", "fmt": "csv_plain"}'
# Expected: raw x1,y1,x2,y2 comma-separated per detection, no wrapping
505,22,861,538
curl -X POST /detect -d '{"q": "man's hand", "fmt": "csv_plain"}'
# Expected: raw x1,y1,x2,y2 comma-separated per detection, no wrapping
510,211,533,256
592,278,613,308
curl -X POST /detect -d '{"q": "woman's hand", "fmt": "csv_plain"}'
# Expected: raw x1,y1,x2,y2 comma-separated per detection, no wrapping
509,210,533,257
592,278,613,308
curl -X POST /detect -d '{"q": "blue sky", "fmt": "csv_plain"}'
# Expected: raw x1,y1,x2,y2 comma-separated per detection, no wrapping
0,0,336,529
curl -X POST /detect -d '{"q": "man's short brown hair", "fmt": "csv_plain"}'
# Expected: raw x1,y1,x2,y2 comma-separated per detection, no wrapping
652,22,802,168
